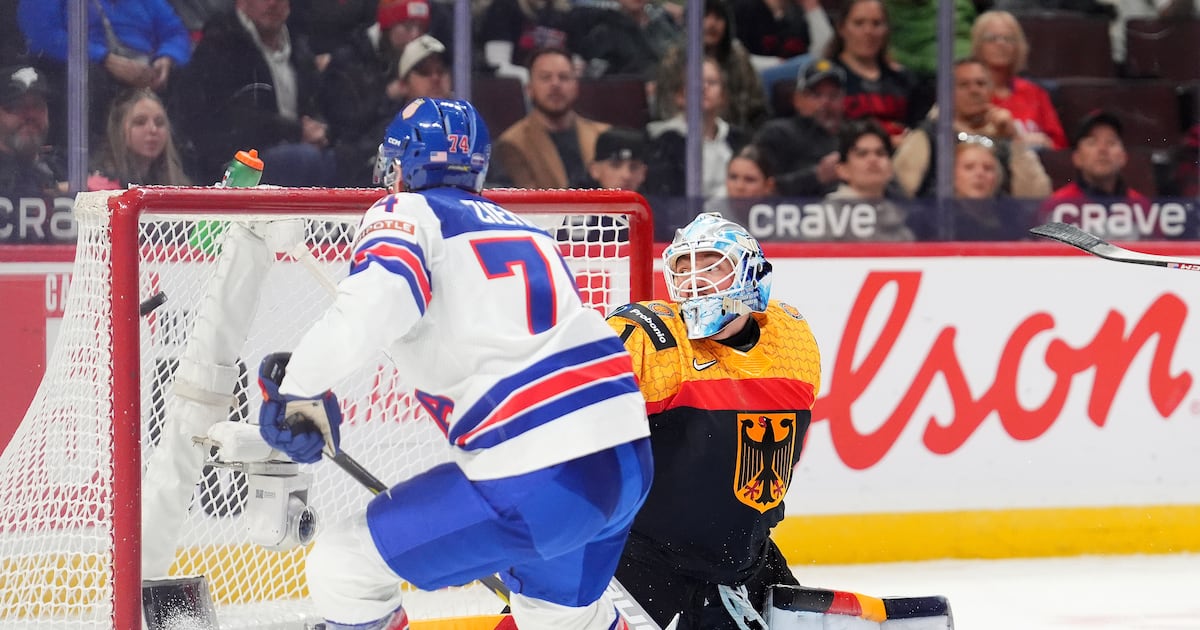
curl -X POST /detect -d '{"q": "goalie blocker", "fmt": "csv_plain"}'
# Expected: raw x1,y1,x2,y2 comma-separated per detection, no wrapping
766,585,953,630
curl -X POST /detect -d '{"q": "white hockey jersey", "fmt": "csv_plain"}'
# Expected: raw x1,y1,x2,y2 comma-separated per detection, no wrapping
280,188,650,479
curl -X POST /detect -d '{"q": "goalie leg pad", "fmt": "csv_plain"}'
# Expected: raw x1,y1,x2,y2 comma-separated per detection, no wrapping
765,585,953,630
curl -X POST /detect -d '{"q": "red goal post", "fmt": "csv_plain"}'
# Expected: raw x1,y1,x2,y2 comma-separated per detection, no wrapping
0,186,653,629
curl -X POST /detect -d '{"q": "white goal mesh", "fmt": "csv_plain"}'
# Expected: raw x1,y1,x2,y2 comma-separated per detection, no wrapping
0,186,653,629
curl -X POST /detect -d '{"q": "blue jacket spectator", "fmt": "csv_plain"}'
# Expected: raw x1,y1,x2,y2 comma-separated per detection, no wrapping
18,0,192,151
173,1,334,185
19,0,192,68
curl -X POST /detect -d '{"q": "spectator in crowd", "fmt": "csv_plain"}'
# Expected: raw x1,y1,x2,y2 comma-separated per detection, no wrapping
710,142,778,215
88,88,191,190
884,0,975,123
735,0,833,98
971,10,1066,151
954,138,1030,240
892,57,1051,199
335,34,451,184
954,140,1005,200
824,0,917,143
644,56,749,199
585,126,649,191
753,58,845,197
823,119,913,241
725,143,777,198
491,48,609,188
1045,110,1151,205
737,0,832,64
175,0,335,186
656,0,767,129
946,139,1027,241
322,2,438,185
576,0,682,80
397,34,452,102
480,0,581,83
18,0,193,149
0,65,65,200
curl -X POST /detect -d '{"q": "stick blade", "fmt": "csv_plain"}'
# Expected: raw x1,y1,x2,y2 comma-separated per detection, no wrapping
1029,222,1153,265
1030,222,1200,270
1029,222,1106,253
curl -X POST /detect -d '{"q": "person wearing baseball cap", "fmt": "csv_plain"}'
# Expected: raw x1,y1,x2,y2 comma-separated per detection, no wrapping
397,34,451,101
1045,109,1149,206
0,65,64,200
750,58,847,197
586,127,648,191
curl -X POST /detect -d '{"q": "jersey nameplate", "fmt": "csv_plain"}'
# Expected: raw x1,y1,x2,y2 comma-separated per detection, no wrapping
609,303,678,351
460,199,538,229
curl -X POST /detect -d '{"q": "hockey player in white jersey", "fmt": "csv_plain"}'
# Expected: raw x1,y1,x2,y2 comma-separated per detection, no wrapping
255,98,653,630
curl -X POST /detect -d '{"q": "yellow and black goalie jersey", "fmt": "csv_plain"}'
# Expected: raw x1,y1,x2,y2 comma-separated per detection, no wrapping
607,299,821,583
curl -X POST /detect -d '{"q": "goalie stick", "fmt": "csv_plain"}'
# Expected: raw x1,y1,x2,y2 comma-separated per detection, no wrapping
1029,223,1200,271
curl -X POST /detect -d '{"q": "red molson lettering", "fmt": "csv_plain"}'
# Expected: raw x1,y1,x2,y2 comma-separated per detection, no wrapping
816,271,1191,470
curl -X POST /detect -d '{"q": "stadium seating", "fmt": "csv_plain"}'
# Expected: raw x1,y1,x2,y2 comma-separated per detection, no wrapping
1052,78,1181,148
575,76,652,129
1125,18,1200,81
1016,11,1115,78
472,75,527,136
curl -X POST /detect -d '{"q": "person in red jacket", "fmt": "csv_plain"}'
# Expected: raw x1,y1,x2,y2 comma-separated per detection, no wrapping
971,10,1067,151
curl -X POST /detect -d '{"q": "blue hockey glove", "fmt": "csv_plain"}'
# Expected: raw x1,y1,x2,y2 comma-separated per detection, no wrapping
257,352,342,464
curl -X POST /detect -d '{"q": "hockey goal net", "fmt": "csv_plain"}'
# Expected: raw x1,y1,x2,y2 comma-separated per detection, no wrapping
0,186,653,629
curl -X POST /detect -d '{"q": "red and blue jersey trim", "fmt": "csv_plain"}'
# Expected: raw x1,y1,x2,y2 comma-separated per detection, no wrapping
450,336,640,450
351,237,433,314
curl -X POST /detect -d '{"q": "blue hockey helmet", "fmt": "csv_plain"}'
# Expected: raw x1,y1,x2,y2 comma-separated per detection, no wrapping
374,98,491,192
662,212,772,339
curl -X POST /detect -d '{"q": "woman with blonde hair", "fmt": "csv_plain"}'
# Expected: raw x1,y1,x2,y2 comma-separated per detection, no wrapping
970,10,1066,150
89,88,191,189
950,139,1026,241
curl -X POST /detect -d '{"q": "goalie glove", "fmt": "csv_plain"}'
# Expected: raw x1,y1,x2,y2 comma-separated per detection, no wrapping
257,352,342,464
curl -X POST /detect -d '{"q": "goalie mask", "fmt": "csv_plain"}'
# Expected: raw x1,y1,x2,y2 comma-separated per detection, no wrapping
374,98,491,193
663,212,772,339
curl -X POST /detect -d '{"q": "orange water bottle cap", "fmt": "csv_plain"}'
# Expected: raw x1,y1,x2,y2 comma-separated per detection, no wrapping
234,149,264,171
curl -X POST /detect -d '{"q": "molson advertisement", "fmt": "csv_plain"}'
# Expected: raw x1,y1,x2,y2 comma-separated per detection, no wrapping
4,241,1200,563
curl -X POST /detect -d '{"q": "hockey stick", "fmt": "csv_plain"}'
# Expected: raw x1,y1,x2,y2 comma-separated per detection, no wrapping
1029,222,1200,271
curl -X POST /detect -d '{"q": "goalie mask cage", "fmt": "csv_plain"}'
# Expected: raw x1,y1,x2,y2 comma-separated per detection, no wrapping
0,186,653,629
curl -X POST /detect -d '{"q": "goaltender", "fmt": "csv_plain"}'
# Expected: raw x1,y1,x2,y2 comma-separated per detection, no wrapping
606,212,822,629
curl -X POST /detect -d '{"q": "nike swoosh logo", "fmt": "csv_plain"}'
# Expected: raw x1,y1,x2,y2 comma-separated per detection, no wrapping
693,358,718,371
